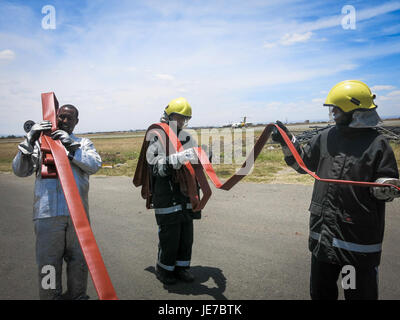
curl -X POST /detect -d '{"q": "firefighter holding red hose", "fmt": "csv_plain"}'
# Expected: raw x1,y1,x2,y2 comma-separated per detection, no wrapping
145,97,200,285
272,80,400,299
12,104,102,299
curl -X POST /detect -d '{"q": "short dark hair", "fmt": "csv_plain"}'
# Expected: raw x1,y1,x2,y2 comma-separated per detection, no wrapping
60,104,79,118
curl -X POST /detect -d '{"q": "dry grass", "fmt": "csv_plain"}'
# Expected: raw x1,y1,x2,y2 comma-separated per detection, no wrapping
90,136,142,176
0,139,21,171
1,131,399,185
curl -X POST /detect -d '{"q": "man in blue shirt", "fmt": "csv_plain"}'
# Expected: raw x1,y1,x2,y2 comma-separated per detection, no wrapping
12,104,102,299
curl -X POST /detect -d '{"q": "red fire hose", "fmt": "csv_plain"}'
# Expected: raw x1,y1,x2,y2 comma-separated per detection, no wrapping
136,122,400,212
40,92,118,300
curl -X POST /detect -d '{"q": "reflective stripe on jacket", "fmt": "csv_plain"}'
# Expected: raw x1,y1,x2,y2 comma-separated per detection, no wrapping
146,128,201,225
293,126,398,266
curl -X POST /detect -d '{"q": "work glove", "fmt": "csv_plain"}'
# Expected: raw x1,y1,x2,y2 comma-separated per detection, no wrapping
26,121,52,146
271,121,294,146
371,178,400,201
168,148,197,170
51,130,81,152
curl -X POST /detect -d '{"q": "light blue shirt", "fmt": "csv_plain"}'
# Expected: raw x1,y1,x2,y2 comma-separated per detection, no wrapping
12,134,102,220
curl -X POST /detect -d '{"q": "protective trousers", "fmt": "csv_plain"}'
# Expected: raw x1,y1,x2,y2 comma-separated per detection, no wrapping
310,254,378,300
34,216,89,300
157,219,194,272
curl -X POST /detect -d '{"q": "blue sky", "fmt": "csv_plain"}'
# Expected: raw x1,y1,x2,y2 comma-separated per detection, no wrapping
1,0,400,135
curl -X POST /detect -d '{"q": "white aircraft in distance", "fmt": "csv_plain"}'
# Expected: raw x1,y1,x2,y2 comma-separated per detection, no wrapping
232,116,247,128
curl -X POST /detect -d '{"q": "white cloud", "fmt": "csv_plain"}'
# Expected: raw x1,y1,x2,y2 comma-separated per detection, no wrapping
263,42,277,49
376,90,400,101
357,2,400,21
312,98,325,103
382,24,400,35
374,90,400,117
371,85,396,91
387,90,400,96
155,74,175,81
0,49,15,61
280,32,313,46
1,1,400,135
295,2,400,33
263,32,313,48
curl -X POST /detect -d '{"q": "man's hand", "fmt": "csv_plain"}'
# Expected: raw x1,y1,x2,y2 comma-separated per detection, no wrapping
168,148,197,170
371,178,400,201
271,121,293,146
51,130,81,152
26,121,52,146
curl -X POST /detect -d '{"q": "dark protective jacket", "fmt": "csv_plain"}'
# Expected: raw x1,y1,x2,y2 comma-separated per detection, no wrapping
146,128,201,226
289,125,398,267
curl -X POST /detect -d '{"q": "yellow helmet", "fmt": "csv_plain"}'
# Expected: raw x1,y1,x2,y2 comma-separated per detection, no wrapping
324,80,377,113
165,97,192,118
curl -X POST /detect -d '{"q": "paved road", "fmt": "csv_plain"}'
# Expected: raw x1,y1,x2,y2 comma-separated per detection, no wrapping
1,173,399,300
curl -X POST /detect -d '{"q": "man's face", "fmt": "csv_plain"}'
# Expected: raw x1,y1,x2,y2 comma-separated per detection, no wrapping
57,107,79,134
170,114,189,129
330,106,352,126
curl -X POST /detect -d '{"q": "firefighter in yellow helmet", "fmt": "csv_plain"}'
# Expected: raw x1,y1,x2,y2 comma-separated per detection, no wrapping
272,80,400,299
161,97,192,124
324,80,380,127
146,97,201,285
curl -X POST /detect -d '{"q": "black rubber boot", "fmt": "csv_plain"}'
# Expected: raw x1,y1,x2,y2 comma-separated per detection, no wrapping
174,267,195,283
156,265,177,285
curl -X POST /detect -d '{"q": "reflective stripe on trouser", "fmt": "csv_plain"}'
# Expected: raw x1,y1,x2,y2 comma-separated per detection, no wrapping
154,203,192,215
34,216,89,300
310,231,382,253
157,220,194,271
